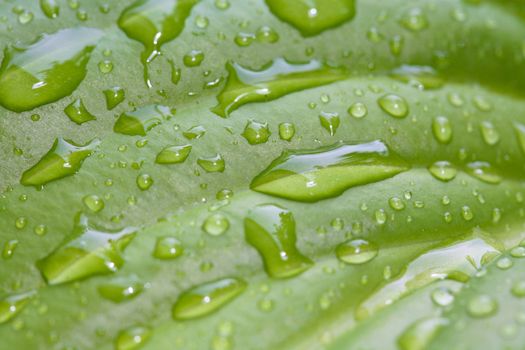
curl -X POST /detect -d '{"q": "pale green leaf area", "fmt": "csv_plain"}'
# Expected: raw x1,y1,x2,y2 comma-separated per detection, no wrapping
0,0,525,349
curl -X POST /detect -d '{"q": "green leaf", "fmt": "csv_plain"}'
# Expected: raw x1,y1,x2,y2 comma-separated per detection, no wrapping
1,0,525,349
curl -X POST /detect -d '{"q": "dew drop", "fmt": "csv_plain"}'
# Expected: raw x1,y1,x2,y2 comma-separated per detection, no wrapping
198,154,225,173
203,214,230,236
278,122,295,141
480,121,500,146
40,0,60,18
2,240,18,259
0,291,35,324
428,161,457,182
399,8,428,32
156,144,192,164
461,206,474,221
104,87,125,110
467,294,497,318
98,276,144,303
336,239,378,264
83,194,105,213
347,102,367,118
319,111,340,136
115,326,151,350
242,120,271,145
378,94,409,118
432,116,452,144
153,236,183,260
136,174,153,191
431,287,454,306
64,98,96,124
114,105,173,136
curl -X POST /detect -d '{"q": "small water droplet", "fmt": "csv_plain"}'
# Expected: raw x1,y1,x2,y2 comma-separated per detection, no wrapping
378,94,409,118
480,121,500,146
244,204,313,278
83,195,105,213
388,197,405,210
98,276,144,303
64,98,96,124
114,105,172,136
336,239,378,264
183,50,204,67
510,246,525,258
156,144,191,164
511,281,525,297
496,257,513,270
278,122,295,141
40,0,60,18
256,25,279,43
203,214,230,236
242,120,271,145
467,294,497,318
431,287,454,306
399,8,428,31
136,174,153,191
2,240,18,259
172,278,246,320
432,116,452,144
0,291,35,324
466,162,502,184
428,161,457,182
104,87,125,110
198,154,225,173
319,111,340,136
461,206,474,221
473,95,492,111
348,102,367,118
115,326,151,350
375,209,387,224
153,236,183,260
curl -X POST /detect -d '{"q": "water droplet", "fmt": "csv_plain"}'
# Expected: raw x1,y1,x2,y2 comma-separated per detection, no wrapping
234,32,255,47
0,291,35,324
431,287,454,306
473,95,492,112
443,212,452,223
348,102,367,118
390,65,443,90
98,59,113,74
257,298,274,312
153,236,183,260
183,125,206,139
387,196,405,211
278,122,295,141
251,140,409,202
510,246,525,258
244,204,313,278
265,0,356,36
336,239,378,264
15,217,27,229
115,326,151,350
492,208,502,224
256,25,279,43
83,195,105,213
114,105,173,136
496,257,513,270
399,8,428,32
37,214,136,285
64,98,96,124
428,161,457,182
40,0,60,18
211,58,347,117
136,174,153,190
195,15,209,28
183,49,204,67
432,116,452,144
447,92,464,107
17,10,34,24
461,206,474,221
0,27,103,112
198,154,225,173
203,214,230,236
466,162,502,184
215,0,230,9
242,120,271,145
480,121,500,146
172,278,246,320
378,94,409,118
2,240,18,259
319,111,340,136
511,281,525,297
21,138,99,187
389,35,404,56
467,294,497,318
118,0,198,88
104,87,125,110
398,317,449,350
34,224,47,236
98,276,144,303
156,144,191,164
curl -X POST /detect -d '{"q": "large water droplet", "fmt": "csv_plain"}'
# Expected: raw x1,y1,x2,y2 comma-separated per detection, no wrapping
466,161,502,184
432,116,452,144
115,326,152,350
98,275,145,303
211,58,347,117
153,236,183,260
198,154,225,173
244,204,313,278
37,214,136,285
398,317,449,350
242,120,271,145
336,239,378,264
378,94,409,118
250,140,409,202
64,98,96,124
104,86,125,110
265,0,355,37
172,278,246,320
40,0,60,18
203,214,230,236
118,0,198,88
390,65,444,90
319,111,340,136
0,27,103,112
467,294,497,318
480,121,500,146
114,105,173,136
21,137,99,187
428,161,457,182
279,122,295,141
156,144,191,164
83,194,105,213
0,291,35,324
